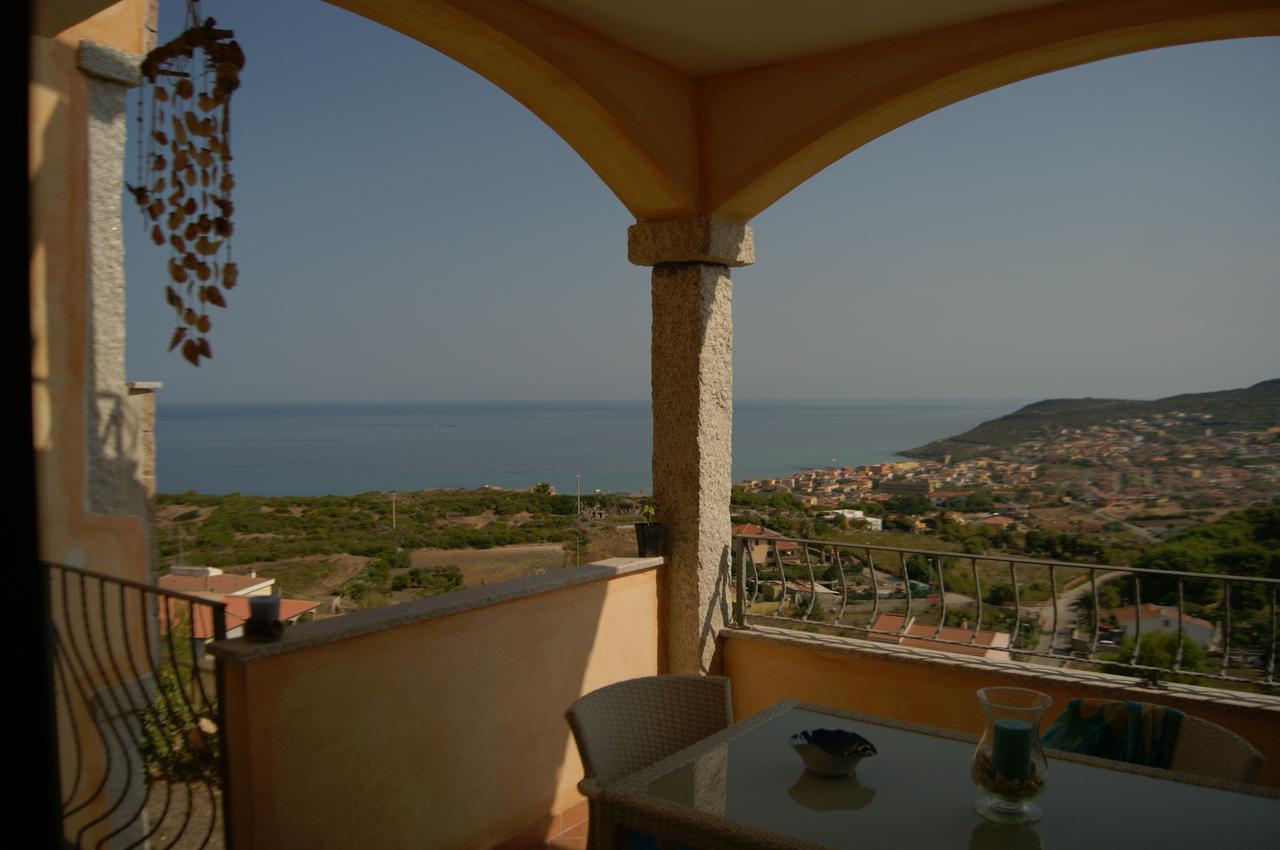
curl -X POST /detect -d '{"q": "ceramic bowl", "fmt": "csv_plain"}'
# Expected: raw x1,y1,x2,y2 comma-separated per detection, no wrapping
789,728,877,777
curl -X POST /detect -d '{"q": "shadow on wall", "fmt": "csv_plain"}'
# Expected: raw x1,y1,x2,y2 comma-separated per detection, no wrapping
42,384,160,848
91,388,153,517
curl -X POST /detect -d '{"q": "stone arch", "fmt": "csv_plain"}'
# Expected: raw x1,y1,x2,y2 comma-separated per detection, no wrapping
326,1,1279,222
326,0,702,219
703,1,1280,220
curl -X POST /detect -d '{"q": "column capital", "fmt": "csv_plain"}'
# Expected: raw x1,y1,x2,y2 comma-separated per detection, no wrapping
628,216,754,268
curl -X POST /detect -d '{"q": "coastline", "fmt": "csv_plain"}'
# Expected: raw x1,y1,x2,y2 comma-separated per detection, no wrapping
154,398,1027,497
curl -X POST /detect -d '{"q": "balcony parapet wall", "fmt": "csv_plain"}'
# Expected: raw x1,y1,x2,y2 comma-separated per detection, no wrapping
213,558,663,850
211,556,662,663
212,558,660,850
723,626,1280,787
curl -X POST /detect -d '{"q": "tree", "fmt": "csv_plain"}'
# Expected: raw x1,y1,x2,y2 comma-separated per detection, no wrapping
928,509,953,533
1103,632,1210,683
904,554,933,583
985,583,1015,606
887,494,932,515
884,516,915,533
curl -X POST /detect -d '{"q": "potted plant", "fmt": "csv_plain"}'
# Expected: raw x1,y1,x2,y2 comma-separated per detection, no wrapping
635,502,663,557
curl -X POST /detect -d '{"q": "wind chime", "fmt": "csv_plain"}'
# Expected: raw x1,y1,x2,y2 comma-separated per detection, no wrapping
128,1,244,366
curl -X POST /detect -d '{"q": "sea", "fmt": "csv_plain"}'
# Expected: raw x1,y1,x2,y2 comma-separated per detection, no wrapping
156,399,1028,497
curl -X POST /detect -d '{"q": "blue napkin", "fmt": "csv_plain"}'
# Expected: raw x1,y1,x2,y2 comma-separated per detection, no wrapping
1041,698,1183,768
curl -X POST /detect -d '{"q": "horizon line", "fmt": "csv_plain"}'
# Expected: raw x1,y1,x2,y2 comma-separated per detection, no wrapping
155,395,1040,405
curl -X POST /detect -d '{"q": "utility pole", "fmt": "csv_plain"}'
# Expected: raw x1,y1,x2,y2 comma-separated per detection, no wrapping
391,491,397,530
576,473,581,517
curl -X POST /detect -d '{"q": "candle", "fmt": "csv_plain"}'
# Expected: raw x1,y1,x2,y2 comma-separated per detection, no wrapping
991,719,1033,780
249,595,280,623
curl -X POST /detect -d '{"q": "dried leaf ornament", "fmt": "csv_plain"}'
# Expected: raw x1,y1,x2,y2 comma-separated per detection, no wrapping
130,8,244,366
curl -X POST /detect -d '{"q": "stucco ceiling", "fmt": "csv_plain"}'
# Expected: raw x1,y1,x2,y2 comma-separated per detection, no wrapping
526,0,1060,75
31,0,124,36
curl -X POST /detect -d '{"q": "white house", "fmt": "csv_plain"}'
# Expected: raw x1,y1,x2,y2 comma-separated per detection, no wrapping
1111,604,1218,650
159,566,319,645
818,509,883,531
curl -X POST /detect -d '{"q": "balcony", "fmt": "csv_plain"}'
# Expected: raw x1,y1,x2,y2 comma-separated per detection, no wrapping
34,2,1280,848
52,533,1279,848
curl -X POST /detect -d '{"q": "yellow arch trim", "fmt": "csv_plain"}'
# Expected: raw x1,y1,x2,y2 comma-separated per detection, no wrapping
328,0,700,219
704,0,1280,220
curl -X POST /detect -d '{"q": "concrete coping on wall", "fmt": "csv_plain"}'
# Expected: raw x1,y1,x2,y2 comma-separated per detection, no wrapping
78,39,142,87
724,625,1280,716
209,557,663,663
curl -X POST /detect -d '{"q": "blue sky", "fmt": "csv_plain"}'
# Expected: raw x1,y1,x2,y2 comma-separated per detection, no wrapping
124,2,1280,403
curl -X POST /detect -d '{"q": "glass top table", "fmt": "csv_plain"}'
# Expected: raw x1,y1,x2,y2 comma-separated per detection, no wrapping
611,701,1280,849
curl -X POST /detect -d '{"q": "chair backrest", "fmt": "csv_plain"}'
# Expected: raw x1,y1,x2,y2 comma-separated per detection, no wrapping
1044,697,1265,784
593,789,830,850
1170,712,1265,784
566,675,733,787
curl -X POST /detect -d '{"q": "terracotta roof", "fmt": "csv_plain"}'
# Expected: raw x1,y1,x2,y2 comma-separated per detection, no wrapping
733,524,799,550
159,572,273,596
868,613,1010,658
223,596,319,625
158,597,227,641
1112,603,1214,631
159,595,320,640
867,612,909,641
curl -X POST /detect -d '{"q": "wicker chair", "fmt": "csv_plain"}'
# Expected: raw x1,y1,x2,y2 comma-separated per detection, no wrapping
565,675,733,847
591,788,830,850
1169,712,1265,784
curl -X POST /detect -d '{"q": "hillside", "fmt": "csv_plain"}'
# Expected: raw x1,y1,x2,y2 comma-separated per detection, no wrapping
902,379,1280,460
153,488,646,607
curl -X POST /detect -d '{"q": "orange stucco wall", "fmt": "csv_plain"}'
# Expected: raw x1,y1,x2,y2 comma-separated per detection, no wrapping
31,0,152,578
724,629,1280,787
221,566,662,850
32,4,155,845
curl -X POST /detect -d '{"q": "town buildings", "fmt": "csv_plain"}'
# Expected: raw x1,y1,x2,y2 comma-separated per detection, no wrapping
735,413,1276,535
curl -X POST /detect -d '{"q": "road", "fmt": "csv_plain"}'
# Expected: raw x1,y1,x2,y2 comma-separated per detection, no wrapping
1031,570,1128,658
1082,504,1156,541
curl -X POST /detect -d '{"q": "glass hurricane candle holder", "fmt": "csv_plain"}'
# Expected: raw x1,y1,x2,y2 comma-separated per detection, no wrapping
971,687,1052,825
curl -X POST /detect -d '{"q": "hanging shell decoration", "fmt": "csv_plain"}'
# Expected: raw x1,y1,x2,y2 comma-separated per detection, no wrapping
128,12,244,366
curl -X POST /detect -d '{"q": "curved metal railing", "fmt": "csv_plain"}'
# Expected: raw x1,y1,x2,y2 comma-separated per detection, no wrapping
731,534,1278,692
46,561,229,849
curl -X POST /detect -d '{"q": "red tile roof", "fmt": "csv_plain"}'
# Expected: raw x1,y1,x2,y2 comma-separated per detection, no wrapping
868,613,1008,658
159,572,273,596
1112,603,1213,631
733,524,799,550
159,595,320,640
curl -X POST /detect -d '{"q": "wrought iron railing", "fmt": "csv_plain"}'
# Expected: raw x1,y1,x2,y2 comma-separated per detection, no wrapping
46,561,230,849
732,534,1278,691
